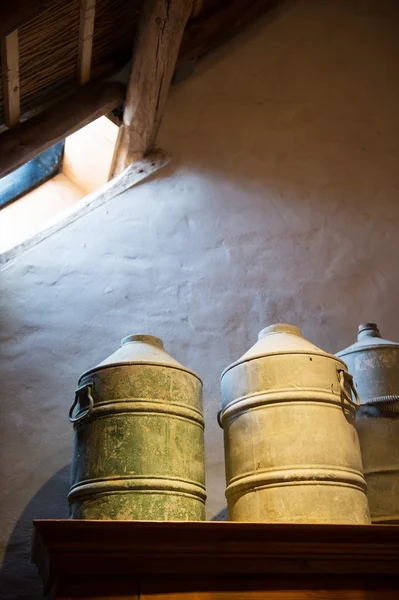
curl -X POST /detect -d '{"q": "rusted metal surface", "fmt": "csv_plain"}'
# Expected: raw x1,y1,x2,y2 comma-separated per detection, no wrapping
338,323,399,524
69,334,206,520
220,323,370,524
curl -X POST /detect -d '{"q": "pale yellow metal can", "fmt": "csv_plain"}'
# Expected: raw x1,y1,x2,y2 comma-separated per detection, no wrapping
219,324,370,524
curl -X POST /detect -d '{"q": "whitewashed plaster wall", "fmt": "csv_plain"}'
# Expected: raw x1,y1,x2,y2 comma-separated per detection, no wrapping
1,0,399,597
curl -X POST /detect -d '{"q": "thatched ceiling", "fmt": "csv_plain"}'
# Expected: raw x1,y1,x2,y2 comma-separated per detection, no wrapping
0,0,280,177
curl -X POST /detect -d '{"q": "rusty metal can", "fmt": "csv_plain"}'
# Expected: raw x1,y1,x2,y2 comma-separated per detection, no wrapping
219,323,370,524
337,323,399,524
68,334,206,520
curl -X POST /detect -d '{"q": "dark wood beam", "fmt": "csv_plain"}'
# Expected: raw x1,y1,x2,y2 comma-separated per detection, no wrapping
109,0,193,177
191,0,204,18
0,81,125,179
77,0,96,85
1,29,21,127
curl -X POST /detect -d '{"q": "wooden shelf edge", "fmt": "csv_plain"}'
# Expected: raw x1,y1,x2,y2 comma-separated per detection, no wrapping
32,520,399,593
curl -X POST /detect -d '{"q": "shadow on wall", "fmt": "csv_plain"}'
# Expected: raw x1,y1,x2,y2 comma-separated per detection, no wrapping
211,507,228,521
0,465,70,600
0,462,226,600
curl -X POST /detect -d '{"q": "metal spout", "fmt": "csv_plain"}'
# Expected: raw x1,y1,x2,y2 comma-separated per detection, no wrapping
258,323,302,340
358,323,381,340
122,334,164,348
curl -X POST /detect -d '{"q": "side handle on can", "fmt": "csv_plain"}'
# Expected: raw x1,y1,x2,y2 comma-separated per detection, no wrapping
69,380,94,424
337,368,360,406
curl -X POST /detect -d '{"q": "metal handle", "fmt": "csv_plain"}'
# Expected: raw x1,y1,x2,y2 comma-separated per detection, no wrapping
217,409,223,428
338,369,360,406
69,381,94,424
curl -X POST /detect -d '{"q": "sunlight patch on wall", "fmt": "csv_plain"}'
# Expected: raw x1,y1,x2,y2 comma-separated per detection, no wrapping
0,116,119,254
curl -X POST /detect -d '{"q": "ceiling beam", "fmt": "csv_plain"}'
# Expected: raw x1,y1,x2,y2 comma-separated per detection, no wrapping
1,29,21,127
0,81,125,179
109,0,193,178
191,0,204,18
77,0,96,85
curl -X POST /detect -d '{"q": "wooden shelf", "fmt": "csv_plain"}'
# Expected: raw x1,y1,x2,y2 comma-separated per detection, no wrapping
32,520,399,599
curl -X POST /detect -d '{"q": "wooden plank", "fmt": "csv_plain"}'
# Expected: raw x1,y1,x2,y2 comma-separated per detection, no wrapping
143,585,399,600
31,521,399,598
57,576,140,599
1,29,20,127
141,577,399,600
0,81,125,178
191,0,204,18
2,57,124,133
32,521,399,578
77,0,96,85
109,0,193,177
1,150,169,266
53,575,399,599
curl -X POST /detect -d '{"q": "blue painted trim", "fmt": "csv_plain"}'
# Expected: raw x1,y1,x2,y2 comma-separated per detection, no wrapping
0,142,64,209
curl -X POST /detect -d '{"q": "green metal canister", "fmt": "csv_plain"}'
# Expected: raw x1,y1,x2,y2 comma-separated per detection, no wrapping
68,334,206,520
337,323,399,524
219,324,370,524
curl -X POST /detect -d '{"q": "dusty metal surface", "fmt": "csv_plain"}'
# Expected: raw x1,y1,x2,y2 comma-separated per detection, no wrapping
220,324,370,524
69,334,206,520
338,323,399,524
337,323,399,403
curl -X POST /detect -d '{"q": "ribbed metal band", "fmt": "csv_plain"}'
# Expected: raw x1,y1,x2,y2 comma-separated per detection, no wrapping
73,398,205,427
219,390,356,423
68,476,207,502
226,466,367,498
366,395,399,407
359,396,399,418
222,351,347,378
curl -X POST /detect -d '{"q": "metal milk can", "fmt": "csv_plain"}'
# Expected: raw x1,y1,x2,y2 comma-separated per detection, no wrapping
219,323,370,524
337,322,399,523
68,334,206,520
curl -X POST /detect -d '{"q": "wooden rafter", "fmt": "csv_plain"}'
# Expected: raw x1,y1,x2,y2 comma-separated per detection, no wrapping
0,81,125,178
109,0,193,178
1,29,20,127
191,0,204,18
77,0,96,85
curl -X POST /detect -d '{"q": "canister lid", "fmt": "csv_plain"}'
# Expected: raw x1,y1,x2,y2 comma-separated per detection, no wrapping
337,323,399,358
222,322,341,377
80,333,202,382
258,323,302,338
121,334,164,348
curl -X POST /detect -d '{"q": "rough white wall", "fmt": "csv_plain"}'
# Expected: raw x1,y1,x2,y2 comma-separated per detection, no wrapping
1,0,399,597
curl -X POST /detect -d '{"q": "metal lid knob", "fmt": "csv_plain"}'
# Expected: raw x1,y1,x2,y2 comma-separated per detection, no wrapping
258,323,302,340
358,323,381,340
121,334,164,348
